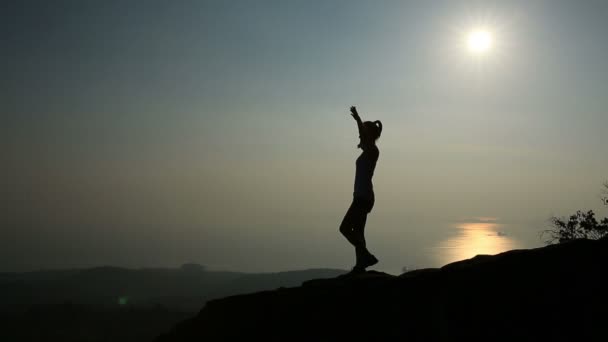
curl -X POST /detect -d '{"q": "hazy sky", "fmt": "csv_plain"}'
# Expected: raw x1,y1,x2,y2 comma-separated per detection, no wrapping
2,0,607,273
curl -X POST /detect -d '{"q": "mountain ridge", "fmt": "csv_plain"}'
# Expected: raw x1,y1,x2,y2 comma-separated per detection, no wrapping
157,237,608,341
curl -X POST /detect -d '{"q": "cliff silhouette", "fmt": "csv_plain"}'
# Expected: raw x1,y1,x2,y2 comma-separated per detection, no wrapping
157,237,608,341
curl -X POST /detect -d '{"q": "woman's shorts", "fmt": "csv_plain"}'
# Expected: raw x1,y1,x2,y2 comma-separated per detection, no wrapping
350,194,375,214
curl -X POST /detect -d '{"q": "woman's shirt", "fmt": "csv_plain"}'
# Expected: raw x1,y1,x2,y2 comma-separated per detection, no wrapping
354,145,379,199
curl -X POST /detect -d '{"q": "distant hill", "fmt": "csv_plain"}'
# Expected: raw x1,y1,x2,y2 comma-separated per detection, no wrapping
157,238,608,341
0,266,345,341
0,266,345,313
1,303,191,342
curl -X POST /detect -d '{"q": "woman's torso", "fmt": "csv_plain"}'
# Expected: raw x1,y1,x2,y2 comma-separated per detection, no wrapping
354,145,379,199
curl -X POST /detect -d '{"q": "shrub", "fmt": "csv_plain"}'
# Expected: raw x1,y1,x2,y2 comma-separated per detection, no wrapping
543,182,608,244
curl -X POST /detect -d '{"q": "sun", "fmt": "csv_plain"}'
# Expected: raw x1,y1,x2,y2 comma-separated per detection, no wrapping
467,29,493,54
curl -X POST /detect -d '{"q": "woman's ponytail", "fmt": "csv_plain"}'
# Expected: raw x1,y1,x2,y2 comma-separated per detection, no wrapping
374,120,383,137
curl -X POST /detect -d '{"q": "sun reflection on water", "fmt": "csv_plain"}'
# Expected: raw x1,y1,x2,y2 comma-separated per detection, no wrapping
435,220,518,266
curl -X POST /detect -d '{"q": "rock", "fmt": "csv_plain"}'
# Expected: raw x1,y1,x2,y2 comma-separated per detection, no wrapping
157,237,608,341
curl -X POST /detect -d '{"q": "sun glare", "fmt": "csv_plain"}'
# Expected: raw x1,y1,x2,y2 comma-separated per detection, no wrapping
435,221,517,266
467,29,493,54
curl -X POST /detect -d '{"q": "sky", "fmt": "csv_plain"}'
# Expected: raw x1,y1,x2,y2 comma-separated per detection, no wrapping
2,0,607,274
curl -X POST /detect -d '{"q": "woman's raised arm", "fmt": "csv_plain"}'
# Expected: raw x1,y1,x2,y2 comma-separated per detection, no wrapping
350,106,369,143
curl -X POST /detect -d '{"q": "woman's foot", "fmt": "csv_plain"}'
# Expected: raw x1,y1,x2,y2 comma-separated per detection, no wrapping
360,251,378,268
348,265,366,275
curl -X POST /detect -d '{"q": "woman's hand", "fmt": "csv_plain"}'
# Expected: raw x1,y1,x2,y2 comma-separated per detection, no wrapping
350,106,360,119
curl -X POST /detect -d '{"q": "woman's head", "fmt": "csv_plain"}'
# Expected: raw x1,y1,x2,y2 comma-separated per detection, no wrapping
363,120,383,142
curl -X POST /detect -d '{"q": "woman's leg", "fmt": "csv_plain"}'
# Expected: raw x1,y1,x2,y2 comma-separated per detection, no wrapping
352,212,368,249
339,201,361,247
352,212,369,266
353,197,377,267
340,201,368,265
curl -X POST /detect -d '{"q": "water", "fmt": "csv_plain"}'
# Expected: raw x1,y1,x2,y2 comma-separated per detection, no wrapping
433,220,520,266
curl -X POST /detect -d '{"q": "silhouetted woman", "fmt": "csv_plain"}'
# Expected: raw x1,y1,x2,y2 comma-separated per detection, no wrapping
340,106,382,273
